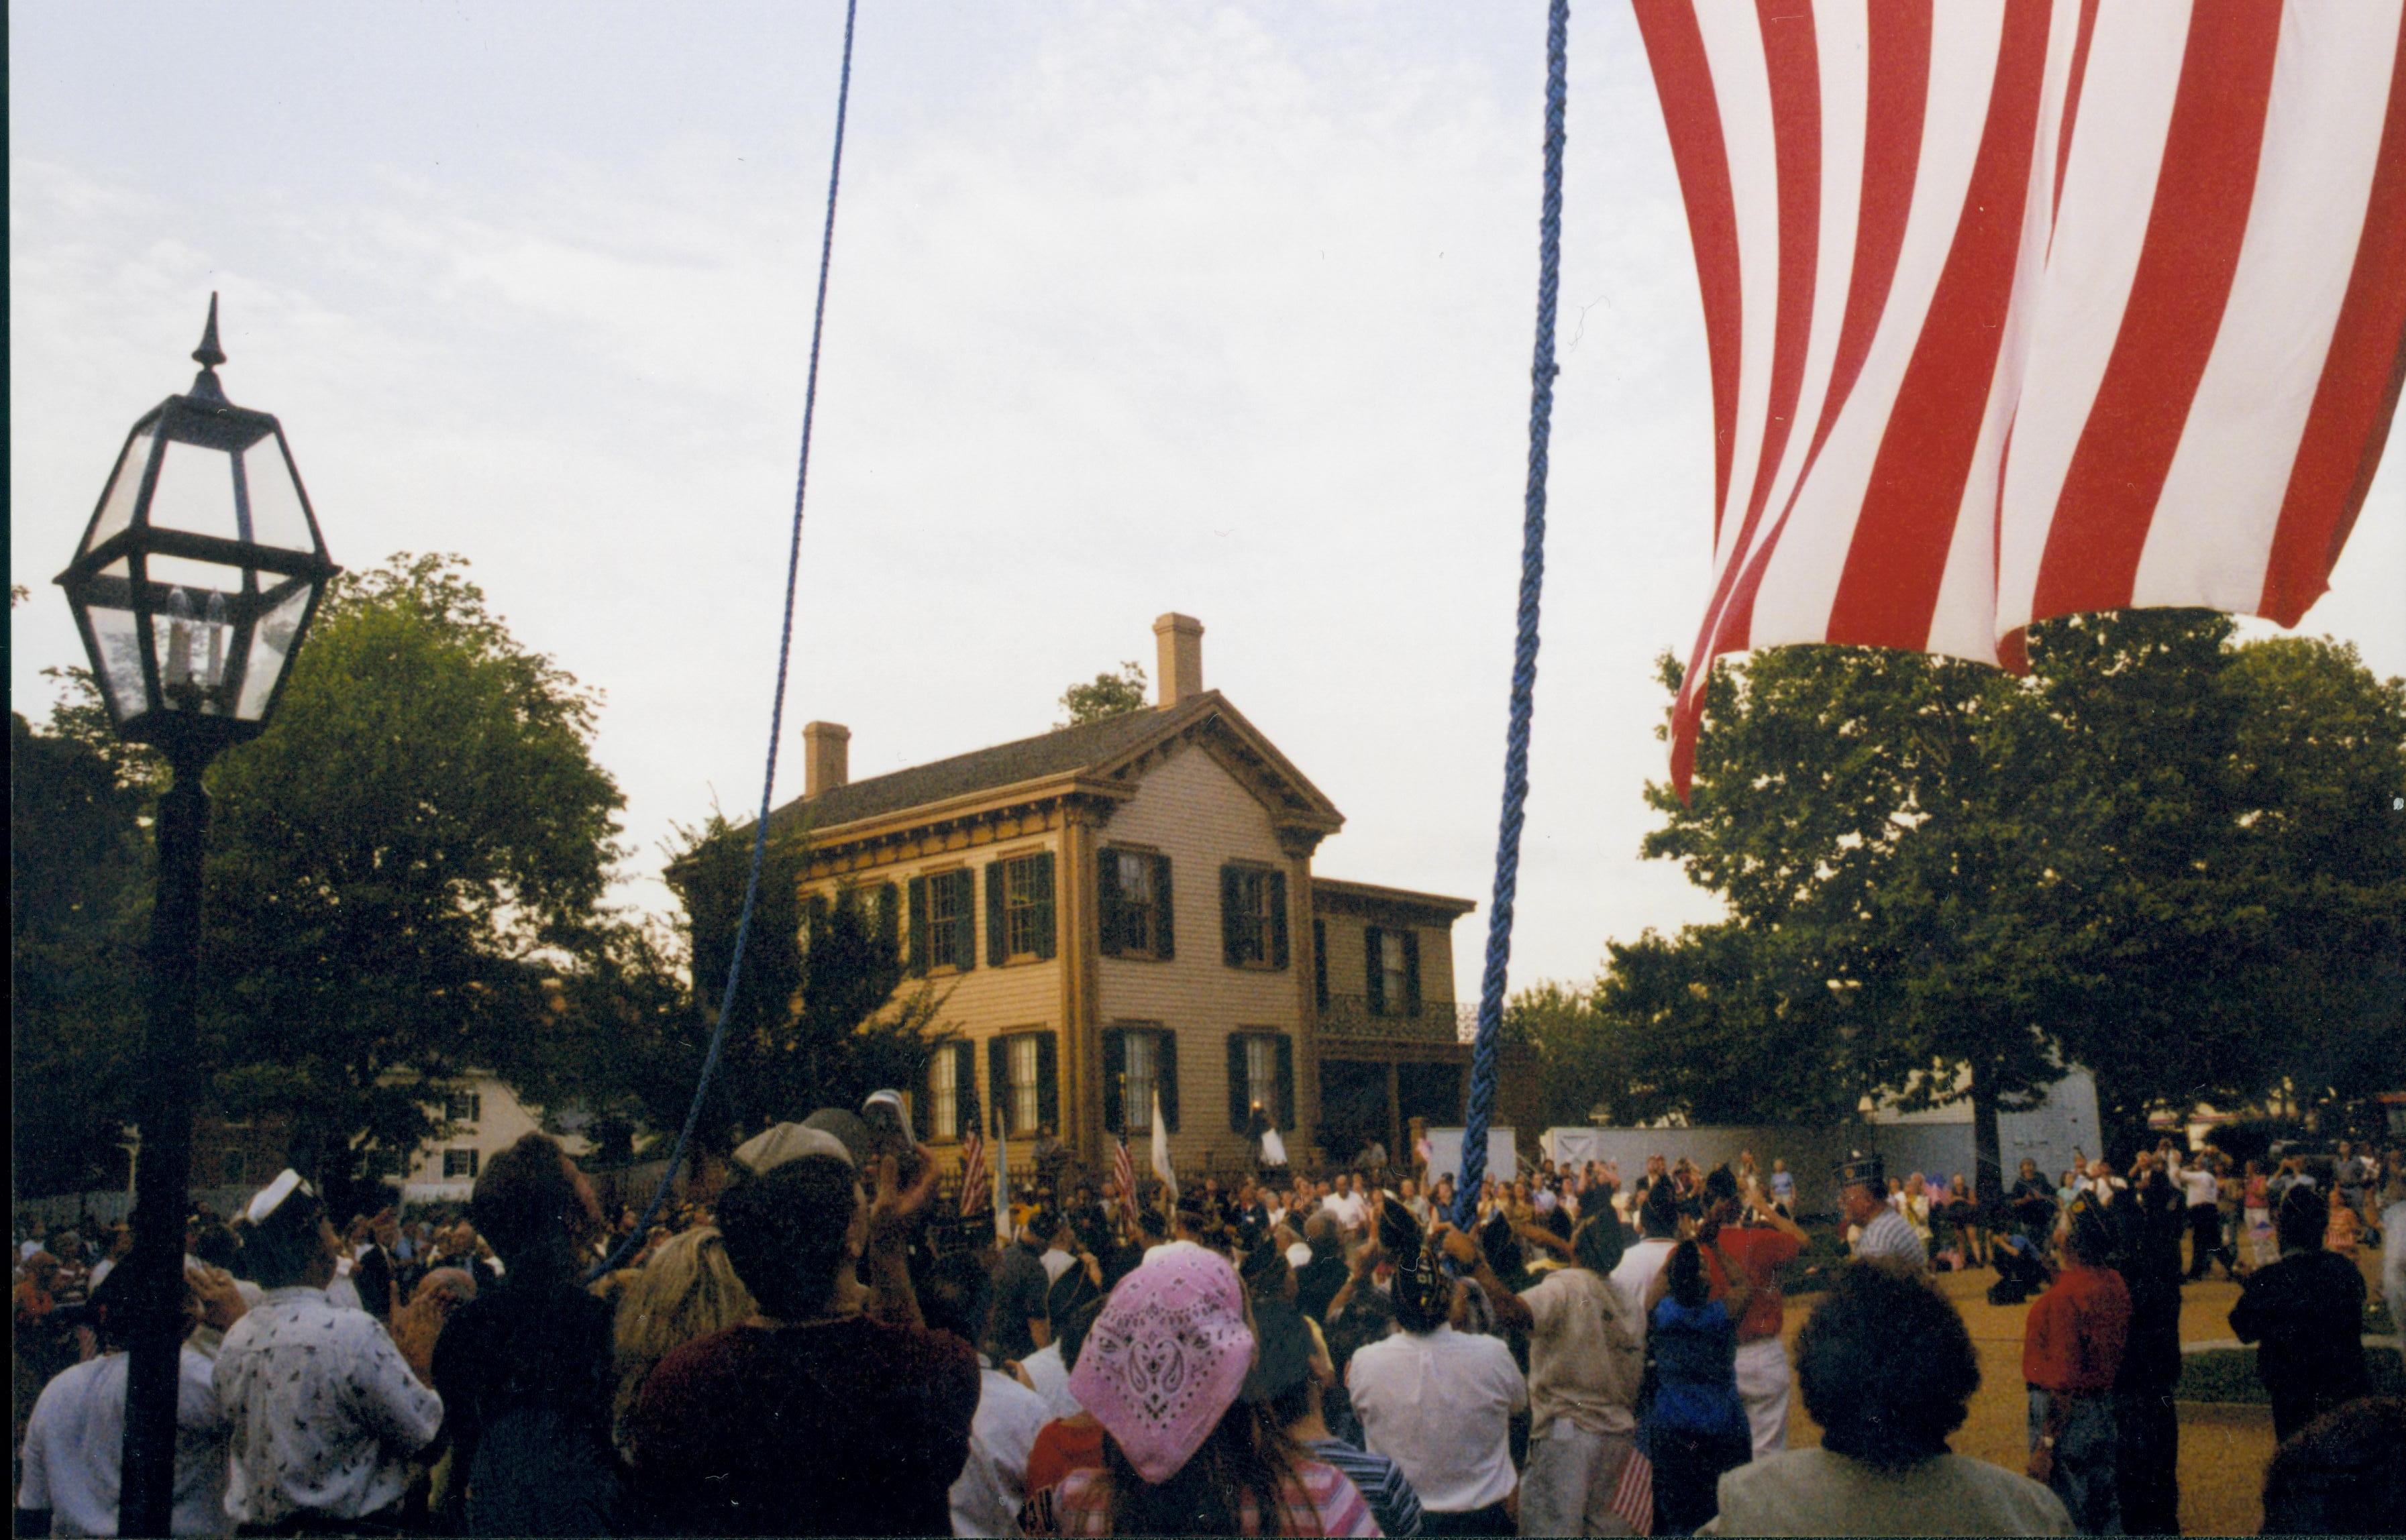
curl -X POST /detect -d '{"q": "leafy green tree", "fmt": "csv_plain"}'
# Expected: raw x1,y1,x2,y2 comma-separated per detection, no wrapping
1057,661,1149,727
196,553,627,1190
11,708,150,1197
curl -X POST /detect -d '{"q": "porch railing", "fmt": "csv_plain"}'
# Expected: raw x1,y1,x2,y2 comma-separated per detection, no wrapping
1316,993,1479,1045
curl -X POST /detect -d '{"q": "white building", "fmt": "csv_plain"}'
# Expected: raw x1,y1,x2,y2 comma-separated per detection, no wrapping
397,1070,586,1203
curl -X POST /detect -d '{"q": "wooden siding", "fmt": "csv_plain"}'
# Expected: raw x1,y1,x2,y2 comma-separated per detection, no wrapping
1094,741,1304,1175
1314,910,1459,1005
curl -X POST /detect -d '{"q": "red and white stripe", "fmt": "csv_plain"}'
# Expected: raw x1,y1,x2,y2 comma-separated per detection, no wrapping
1112,1137,1137,1208
1636,0,2406,795
1610,1446,1655,1535
959,1123,988,1219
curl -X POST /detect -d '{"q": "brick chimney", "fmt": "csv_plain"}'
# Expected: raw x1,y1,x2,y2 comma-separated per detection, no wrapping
1153,614,1204,708
802,721,849,798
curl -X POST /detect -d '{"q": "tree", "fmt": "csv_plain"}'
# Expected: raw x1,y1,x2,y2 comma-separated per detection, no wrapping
1637,610,2406,1187
560,812,946,1158
1057,661,1149,727
11,708,150,1197
195,553,627,1191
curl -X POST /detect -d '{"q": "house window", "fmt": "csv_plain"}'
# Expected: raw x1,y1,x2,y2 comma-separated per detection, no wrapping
929,1042,961,1140
443,1149,480,1180
987,1031,1059,1137
909,869,978,973
1365,926,1422,1016
986,852,1057,965
1219,865,1288,969
1226,1032,1296,1131
444,1092,482,1124
1104,1026,1178,1134
1100,850,1173,959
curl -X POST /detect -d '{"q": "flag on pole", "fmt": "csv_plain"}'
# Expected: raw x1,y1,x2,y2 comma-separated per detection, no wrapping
992,1105,1012,1243
1610,1447,1655,1536
1633,0,2406,795
1149,1089,1177,1204
958,1087,988,1219
1112,1136,1137,1210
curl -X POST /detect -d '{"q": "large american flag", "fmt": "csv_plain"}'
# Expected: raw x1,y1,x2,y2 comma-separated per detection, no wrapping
1636,0,2406,794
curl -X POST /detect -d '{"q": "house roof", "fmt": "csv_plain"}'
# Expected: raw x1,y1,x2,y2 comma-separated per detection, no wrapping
765,691,1341,842
1312,877,1477,922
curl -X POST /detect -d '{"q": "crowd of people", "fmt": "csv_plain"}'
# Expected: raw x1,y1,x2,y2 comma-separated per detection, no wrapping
11,1113,2403,1537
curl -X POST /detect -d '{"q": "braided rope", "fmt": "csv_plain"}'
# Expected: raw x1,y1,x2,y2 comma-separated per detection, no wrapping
594,0,859,1278
1453,0,1567,1231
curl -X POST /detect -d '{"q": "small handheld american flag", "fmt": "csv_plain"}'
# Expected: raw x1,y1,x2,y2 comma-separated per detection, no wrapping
1610,1447,1653,1536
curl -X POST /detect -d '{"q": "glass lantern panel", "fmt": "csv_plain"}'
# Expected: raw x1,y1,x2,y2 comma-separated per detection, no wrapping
145,553,251,717
83,428,158,555
239,435,319,552
146,437,243,542
236,581,314,722
84,559,150,720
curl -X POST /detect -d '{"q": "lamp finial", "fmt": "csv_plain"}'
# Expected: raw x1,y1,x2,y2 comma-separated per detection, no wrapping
190,294,227,400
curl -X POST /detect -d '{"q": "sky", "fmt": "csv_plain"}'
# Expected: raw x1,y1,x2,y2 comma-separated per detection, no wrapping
11,1,2403,999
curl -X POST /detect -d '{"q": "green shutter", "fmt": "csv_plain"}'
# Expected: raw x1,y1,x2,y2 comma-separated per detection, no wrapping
1269,872,1290,970
907,877,929,975
989,1037,1010,1136
953,870,977,973
1228,1035,1250,1132
1102,1029,1126,1134
1157,1030,1180,1133
1033,852,1057,960
1153,855,1175,959
1364,926,1385,1014
987,862,1008,966
878,883,900,953
1098,849,1124,957
1275,1034,1296,1130
1314,920,1328,1010
1402,930,1422,1017
1037,1033,1059,1134
1221,865,1245,967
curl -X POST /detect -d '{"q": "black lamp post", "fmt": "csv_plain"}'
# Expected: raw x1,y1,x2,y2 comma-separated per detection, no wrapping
54,296,338,1537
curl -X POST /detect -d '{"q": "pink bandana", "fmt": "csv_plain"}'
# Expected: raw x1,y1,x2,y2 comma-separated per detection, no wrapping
1067,1247,1256,1484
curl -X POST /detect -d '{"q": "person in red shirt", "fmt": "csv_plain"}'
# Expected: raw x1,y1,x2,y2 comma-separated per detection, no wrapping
1694,1166,1808,1461
2023,1200,2130,1534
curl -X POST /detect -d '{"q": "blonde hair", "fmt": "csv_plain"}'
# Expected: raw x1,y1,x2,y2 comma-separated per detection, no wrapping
610,1225,757,1452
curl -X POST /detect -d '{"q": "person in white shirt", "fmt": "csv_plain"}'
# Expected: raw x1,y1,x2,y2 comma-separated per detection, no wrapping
925,1252,1051,1537
2380,1165,2406,1374
1326,1177,1370,1235
15,1264,246,1537
2179,1154,2233,1280
1836,1153,1926,1271
211,1172,443,1533
1610,1182,1684,1348
1347,1197,1526,1534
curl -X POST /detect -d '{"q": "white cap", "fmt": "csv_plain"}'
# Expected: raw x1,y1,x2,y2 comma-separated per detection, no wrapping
732,1122,853,1175
246,1169,315,1225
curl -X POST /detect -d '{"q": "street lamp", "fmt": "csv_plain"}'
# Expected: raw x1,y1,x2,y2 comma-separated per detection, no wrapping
54,296,338,1538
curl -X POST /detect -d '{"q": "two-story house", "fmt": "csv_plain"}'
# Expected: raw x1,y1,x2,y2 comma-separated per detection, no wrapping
770,615,1519,1180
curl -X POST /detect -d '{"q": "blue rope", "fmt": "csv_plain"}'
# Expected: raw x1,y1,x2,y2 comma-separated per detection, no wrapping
1453,0,1567,1233
595,0,859,1278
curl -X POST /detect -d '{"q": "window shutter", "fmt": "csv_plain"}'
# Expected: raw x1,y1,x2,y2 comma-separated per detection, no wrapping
1269,873,1290,970
878,883,900,953
1275,1034,1296,1130
989,1037,1010,1137
906,877,929,975
1037,1033,1059,1133
1157,1030,1180,1133
1221,865,1244,967
804,892,831,947
1033,852,1057,960
1402,930,1422,1016
1364,926,1385,1014
953,1043,976,1143
1102,1029,1126,1134
1153,855,1175,959
986,863,1008,967
953,871,977,973
1097,850,1124,957
1314,920,1328,1011
1228,1035,1250,1132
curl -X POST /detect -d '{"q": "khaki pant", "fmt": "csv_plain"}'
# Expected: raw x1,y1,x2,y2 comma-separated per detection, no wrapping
1519,1421,1640,1536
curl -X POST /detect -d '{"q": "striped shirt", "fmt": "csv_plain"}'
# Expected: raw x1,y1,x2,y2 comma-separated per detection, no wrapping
1854,1208,1926,1270
1035,1458,1378,1537
1308,1437,1424,1537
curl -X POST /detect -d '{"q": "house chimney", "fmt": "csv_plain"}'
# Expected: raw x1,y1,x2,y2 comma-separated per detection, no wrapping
1153,614,1204,708
802,721,849,798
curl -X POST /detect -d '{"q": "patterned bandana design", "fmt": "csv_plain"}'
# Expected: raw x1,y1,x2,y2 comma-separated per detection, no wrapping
1067,1248,1256,1485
